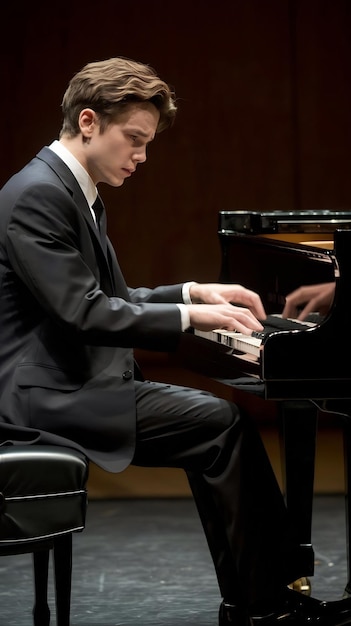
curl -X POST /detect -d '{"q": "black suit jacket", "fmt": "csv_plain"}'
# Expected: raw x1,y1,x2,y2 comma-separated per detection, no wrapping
0,147,184,471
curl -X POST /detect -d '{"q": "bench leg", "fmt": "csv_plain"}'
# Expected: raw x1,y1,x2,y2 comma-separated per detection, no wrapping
54,534,73,626
32,549,50,626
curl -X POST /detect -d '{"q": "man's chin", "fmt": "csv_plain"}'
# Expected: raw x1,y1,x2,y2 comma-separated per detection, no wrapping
110,178,125,187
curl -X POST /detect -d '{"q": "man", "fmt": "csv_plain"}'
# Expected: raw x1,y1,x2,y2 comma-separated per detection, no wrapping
0,57,350,626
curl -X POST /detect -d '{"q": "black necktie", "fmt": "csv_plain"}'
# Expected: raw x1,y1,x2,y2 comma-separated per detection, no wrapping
92,196,107,253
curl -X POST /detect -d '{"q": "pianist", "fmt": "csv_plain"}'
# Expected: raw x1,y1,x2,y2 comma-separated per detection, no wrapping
1,57,351,626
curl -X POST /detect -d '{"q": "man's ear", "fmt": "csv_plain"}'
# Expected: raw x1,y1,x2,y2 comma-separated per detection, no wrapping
78,108,97,139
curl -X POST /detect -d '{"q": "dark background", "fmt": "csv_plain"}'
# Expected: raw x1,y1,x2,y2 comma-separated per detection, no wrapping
1,0,350,495
2,0,351,290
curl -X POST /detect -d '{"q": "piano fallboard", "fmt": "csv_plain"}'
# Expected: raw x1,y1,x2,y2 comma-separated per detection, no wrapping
219,229,336,313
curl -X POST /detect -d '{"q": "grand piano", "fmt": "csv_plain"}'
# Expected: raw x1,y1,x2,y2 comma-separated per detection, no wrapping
177,209,351,595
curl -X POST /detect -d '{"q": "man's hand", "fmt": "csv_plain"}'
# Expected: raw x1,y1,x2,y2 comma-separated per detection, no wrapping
282,282,335,321
187,303,265,335
186,281,266,336
189,283,266,322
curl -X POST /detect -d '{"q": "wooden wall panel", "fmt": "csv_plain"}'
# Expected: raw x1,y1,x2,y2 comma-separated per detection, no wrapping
294,1,351,209
2,1,350,289
1,0,295,288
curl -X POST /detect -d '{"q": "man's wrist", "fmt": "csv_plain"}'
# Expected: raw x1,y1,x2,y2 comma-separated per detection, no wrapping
182,281,198,304
176,304,191,331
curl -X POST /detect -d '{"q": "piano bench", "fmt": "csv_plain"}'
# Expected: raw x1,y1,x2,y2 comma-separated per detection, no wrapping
0,445,89,626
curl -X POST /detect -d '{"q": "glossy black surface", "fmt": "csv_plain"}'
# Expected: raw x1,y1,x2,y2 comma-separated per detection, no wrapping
219,210,351,235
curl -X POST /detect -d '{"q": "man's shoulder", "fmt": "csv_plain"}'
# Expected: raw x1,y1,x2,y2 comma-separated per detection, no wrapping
22,147,76,191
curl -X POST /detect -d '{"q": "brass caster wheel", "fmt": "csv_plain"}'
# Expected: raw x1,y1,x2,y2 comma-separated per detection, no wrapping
288,577,311,596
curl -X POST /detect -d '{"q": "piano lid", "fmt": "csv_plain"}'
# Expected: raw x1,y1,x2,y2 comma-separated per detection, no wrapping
219,210,351,235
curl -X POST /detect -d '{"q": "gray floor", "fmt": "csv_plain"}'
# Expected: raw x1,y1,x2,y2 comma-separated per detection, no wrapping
0,496,349,626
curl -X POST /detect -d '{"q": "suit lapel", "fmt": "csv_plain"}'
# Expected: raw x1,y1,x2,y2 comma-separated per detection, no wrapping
36,147,119,293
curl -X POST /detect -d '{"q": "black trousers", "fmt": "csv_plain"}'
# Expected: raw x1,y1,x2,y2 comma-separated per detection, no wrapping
132,380,303,607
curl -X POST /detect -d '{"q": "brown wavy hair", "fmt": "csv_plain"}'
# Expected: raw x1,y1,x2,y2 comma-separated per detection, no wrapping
60,57,177,138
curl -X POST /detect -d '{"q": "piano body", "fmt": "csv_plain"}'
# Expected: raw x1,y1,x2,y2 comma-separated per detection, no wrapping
177,210,351,593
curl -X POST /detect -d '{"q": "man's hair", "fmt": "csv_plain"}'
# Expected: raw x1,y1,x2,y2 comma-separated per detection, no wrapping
59,57,177,138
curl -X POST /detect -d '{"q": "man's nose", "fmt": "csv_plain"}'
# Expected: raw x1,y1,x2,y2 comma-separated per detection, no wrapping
133,147,147,164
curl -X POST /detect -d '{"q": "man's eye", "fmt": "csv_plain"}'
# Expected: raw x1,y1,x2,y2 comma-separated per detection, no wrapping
130,135,137,142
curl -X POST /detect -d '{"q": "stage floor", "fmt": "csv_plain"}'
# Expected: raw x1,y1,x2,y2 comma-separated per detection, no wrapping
0,496,348,625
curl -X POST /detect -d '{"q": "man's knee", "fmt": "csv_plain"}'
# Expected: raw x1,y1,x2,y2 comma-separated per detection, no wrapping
204,396,240,432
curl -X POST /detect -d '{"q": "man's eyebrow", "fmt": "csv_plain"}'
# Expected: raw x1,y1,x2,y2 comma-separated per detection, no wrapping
126,128,149,137
127,128,155,140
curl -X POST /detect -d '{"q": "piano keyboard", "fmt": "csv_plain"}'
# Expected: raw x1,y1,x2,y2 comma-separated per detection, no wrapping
195,328,262,357
194,315,317,359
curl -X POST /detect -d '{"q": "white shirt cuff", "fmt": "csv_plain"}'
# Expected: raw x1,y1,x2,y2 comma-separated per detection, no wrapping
182,281,197,304
175,282,197,330
176,304,191,331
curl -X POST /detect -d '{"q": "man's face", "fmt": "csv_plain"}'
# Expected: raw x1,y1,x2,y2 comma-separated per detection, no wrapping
85,102,160,186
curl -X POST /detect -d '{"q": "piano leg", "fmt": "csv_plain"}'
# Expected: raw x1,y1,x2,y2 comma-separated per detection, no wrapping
279,400,318,592
343,415,351,597
319,400,351,597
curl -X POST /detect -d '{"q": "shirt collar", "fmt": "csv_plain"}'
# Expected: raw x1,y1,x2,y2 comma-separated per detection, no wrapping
48,140,98,208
